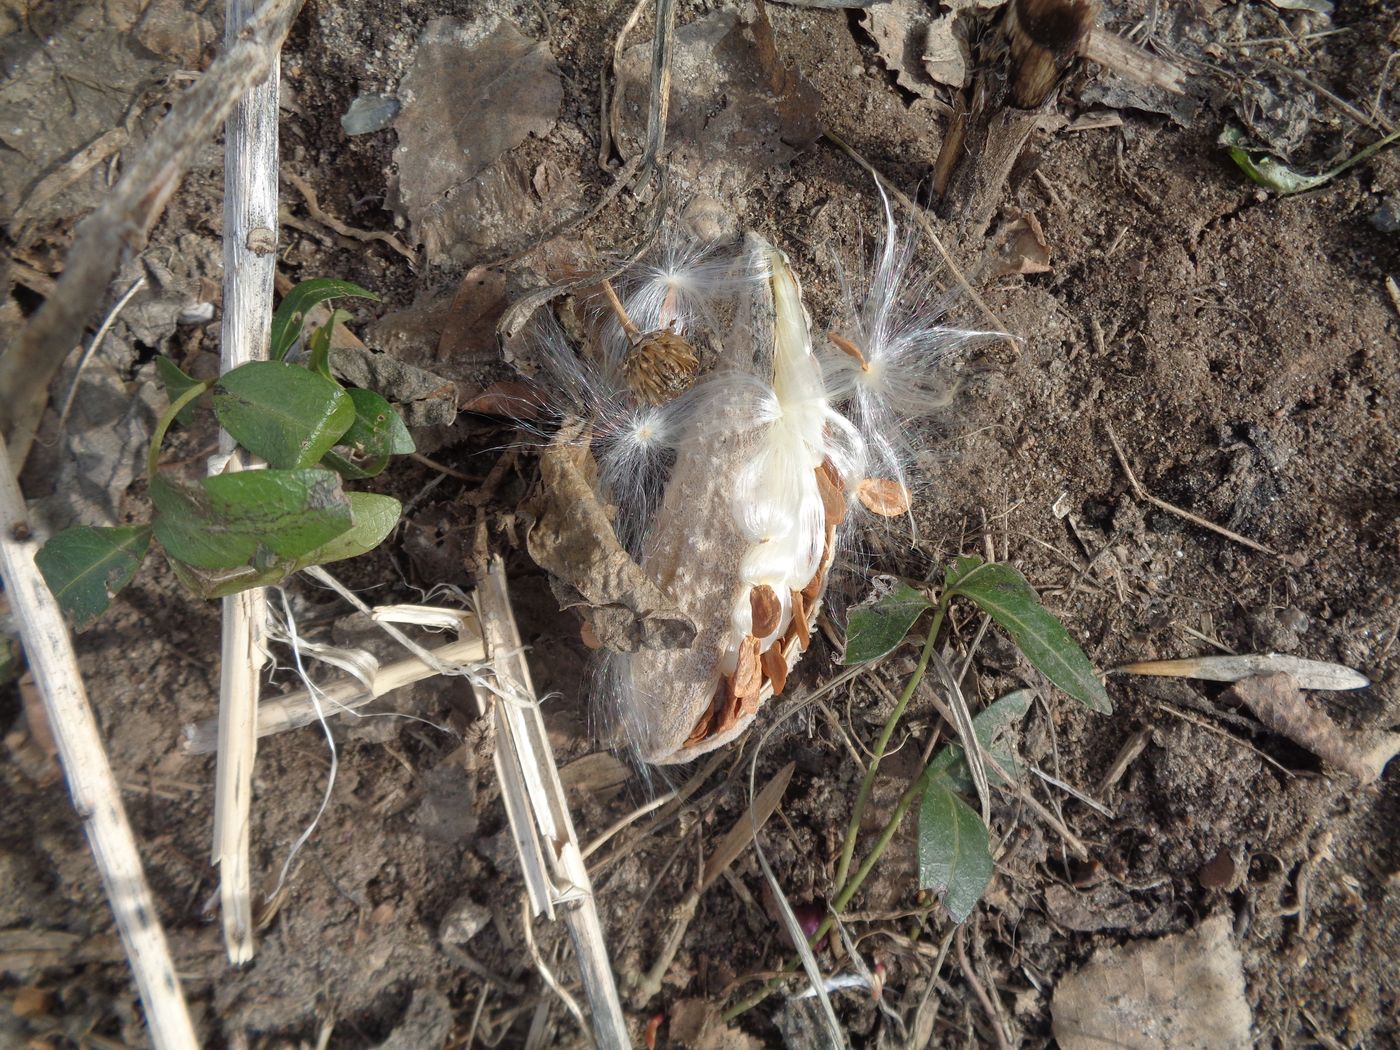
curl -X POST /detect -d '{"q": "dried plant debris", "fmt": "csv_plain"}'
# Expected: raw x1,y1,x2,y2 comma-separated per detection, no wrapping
1052,914,1252,1050
862,0,1005,95
392,16,567,264
1115,653,1369,691
521,423,697,652
668,998,763,1050
987,208,1052,277
1227,672,1400,785
617,4,822,181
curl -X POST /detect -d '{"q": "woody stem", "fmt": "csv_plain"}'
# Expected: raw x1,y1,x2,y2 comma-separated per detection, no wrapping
600,278,641,340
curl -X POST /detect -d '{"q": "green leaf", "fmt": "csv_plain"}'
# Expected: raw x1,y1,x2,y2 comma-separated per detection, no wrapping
918,777,994,923
843,576,934,664
165,492,401,598
155,358,203,427
292,492,401,567
306,308,354,381
35,525,152,628
944,557,1112,714
338,389,415,458
925,688,1034,792
212,362,355,469
269,278,378,361
151,469,353,569
1220,125,1400,196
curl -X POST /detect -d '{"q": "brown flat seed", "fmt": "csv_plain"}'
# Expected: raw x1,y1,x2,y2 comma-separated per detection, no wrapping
750,584,782,637
802,525,836,603
857,477,912,517
761,642,788,696
788,589,811,650
815,460,847,525
827,331,870,371
723,635,765,726
683,683,725,747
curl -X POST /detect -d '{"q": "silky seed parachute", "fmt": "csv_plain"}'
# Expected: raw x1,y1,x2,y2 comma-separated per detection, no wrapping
518,189,996,764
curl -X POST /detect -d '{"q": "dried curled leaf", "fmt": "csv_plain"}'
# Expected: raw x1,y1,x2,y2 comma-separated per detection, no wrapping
1228,672,1400,784
856,477,912,517
522,422,696,651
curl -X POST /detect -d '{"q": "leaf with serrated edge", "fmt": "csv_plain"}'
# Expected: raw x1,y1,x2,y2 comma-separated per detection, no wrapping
151,469,352,569
945,556,1111,713
35,525,151,628
844,576,933,664
269,278,378,361
918,777,994,923
212,361,355,469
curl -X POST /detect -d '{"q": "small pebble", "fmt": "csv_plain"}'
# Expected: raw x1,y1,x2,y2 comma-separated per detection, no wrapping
341,92,401,136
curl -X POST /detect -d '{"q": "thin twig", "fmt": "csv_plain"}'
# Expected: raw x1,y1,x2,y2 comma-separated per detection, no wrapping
0,0,306,465
0,435,199,1049
956,924,1011,1050
57,275,147,429
282,169,418,266
212,0,284,965
1105,422,1290,562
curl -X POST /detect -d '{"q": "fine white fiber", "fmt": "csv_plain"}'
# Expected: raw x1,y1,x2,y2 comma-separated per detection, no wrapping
517,183,989,764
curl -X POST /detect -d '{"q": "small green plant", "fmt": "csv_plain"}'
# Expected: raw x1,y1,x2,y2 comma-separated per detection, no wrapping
725,554,1110,1019
37,279,415,627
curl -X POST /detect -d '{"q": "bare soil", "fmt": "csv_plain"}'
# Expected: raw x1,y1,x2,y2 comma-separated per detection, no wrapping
2,0,1398,1047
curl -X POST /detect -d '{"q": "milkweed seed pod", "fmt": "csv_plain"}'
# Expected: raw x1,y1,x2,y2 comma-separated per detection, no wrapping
520,185,996,765
607,236,866,763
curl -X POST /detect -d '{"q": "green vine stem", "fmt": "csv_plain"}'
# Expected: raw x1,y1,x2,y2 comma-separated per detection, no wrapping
724,603,954,1023
146,380,213,479
722,749,948,1021
833,600,947,892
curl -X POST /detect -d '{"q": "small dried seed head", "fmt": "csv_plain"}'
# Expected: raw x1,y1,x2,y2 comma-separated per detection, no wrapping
623,328,699,405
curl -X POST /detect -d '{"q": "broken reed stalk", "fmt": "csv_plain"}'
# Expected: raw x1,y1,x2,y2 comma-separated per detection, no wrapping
469,557,629,1049
212,0,283,966
183,635,486,753
0,434,199,1050
0,0,305,467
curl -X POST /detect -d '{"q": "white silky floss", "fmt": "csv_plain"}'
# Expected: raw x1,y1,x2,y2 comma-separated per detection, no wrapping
528,194,989,764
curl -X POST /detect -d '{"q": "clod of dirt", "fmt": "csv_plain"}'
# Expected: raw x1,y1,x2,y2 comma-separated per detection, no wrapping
618,4,822,183
1043,882,1172,934
369,988,453,1050
1051,913,1252,1050
393,16,565,264
521,423,697,652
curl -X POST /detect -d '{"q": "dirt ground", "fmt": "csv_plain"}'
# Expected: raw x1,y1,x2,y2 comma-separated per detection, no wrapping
2,0,1398,1047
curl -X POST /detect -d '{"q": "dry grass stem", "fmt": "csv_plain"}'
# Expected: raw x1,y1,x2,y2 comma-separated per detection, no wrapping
0,435,199,1049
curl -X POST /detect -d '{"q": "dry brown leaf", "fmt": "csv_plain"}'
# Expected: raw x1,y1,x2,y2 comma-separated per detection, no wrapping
1227,672,1400,784
1052,914,1251,1050
988,209,1052,277
749,584,782,637
668,998,763,1050
521,422,697,652
459,381,540,418
394,17,565,264
856,477,913,517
